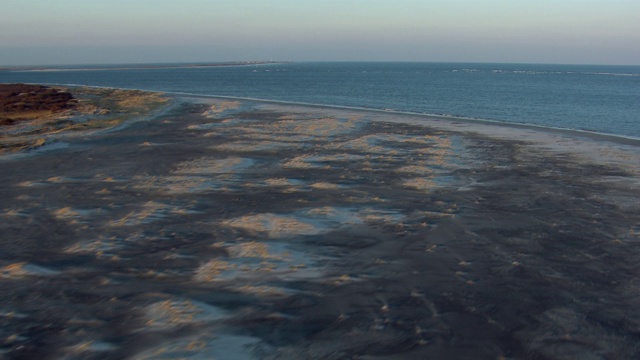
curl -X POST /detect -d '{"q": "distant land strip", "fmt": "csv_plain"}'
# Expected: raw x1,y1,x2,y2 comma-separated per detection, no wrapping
0,61,290,72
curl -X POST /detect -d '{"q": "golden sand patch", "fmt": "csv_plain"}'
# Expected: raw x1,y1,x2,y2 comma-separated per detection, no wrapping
283,153,365,169
415,147,453,167
329,134,395,154
52,207,83,222
327,134,453,159
66,341,116,355
277,114,301,121
282,155,317,169
131,332,259,360
2,208,31,217
304,206,341,216
192,257,285,282
232,132,317,143
412,137,454,167
240,177,302,193
228,241,272,258
110,201,195,226
300,206,405,225
115,90,167,109
194,240,318,284
289,116,360,136
402,178,437,191
47,176,72,183
239,178,302,193
322,153,367,162
143,299,227,330
310,182,340,190
268,116,360,137
133,175,222,194
174,156,254,175
401,134,448,145
234,285,289,297
227,241,288,260
221,213,319,238
1,263,29,278
213,140,301,153
1,262,58,278
193,259,234,282
202,101,241,117
52,207,103,225
63,233,138,256
265,178,293,186
396,164,433,175
360,212,404,223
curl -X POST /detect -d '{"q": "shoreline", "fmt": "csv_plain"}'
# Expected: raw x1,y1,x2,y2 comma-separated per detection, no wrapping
30,84,640,144
3,82,640,143
1,89,639,358
179,92,640,173
0,61,288,73
3,85,639,175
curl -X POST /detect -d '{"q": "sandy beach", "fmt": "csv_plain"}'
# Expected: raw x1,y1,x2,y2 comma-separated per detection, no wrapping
1,89,640,359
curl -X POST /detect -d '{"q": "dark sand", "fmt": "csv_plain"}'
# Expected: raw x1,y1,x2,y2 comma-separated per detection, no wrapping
1,93,640,359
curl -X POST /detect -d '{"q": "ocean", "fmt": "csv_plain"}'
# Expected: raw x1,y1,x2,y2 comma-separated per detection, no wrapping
1,62,639,138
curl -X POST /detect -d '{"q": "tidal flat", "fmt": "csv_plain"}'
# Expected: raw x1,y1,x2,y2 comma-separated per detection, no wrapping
1,91,640,359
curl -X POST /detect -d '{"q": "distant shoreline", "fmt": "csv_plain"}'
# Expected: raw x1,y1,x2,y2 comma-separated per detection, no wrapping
0,61,289,72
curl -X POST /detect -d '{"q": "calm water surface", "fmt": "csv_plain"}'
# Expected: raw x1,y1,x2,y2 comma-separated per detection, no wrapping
1,62,639,137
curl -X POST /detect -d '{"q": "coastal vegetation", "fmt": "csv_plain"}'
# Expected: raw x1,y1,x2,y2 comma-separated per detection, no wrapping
0,84,75,125
0,84,169,153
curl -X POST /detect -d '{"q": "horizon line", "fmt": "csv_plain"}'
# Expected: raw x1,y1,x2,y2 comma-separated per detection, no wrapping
2,60,640,70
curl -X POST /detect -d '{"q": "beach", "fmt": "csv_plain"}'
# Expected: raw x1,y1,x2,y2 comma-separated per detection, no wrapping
1,89,640,359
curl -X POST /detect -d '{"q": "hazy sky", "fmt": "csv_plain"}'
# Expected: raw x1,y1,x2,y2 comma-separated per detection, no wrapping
1,0,639,65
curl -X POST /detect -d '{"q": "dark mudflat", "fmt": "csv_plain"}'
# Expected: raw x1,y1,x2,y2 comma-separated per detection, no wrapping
1,97,639,359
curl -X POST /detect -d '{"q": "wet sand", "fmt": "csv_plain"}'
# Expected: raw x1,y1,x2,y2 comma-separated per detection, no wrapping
1,93,640,359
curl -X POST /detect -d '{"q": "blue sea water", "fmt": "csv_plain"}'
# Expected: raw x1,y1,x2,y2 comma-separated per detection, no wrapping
1,62,639,138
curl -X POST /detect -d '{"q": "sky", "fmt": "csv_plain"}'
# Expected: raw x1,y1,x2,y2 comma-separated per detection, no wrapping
1,0,639,66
